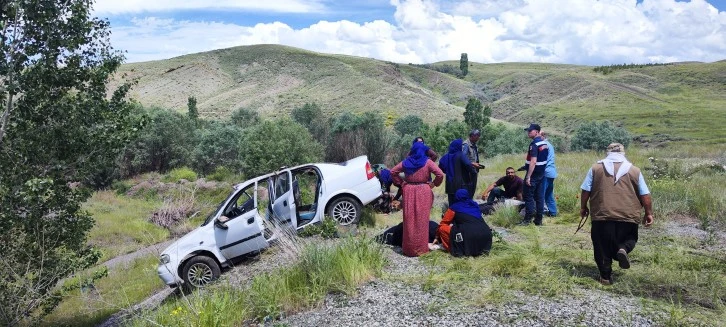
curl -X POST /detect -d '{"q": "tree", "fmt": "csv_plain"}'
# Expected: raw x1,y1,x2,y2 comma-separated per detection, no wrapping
230,107,260,128
239,119,324,176
187,96,198,121
291,103,328,144
571,121,631,151
190,122,244,175
0,1,140,323
117,108,196,177
394,115,425,137
460,53,469,76
463,98,490,131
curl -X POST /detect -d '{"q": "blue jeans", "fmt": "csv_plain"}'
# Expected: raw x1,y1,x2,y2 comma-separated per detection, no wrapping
486,188,506,205
523,172,545,224
542,177,558,216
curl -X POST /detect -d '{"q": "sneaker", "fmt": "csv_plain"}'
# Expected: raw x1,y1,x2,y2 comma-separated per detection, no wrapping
598,277,612,286
616,249,631,269
517,220,531,226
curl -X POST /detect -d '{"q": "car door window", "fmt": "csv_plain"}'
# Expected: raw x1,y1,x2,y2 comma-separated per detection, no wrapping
274,172,290,201
222,185,254,219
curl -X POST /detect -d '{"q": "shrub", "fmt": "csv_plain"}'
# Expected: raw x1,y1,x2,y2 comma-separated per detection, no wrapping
240,118,324,177
117,108,197,177
163,167,198,183
486,124,531,157
206,166,234,182
298,218,339,239
571,121,631,151
190,122,244,175
394,115,425,137
229,107,260,128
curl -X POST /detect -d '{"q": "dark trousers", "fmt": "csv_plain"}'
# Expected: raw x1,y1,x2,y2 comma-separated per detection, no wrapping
486,188,506,205
467,174,477,200
523,172,545,223
591,220,639,280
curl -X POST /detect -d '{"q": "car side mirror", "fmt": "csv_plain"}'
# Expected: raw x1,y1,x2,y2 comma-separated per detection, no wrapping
215,216,230,230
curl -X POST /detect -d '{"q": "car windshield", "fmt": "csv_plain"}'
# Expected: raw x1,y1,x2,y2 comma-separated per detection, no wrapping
202,198,227,226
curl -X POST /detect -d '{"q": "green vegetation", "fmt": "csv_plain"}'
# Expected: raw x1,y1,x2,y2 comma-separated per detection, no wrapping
128,237,386,326
84,191,168,262
410,147,726,326
298,218,339,239
593,63,672,75
571,120,631,151
162,167,199,183
41,255,164,327
0,1,141,323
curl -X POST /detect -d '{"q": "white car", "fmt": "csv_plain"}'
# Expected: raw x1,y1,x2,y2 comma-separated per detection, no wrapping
157,155,381,290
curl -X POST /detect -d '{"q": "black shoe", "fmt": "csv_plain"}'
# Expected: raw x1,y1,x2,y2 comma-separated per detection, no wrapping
616,249,631,269
534,220,543,226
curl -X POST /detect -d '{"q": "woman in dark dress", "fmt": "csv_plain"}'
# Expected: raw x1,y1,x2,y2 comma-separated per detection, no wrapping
436,189,492,257
438,139,477,205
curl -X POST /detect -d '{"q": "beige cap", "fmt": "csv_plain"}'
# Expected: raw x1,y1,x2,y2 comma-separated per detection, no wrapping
606,143,625,153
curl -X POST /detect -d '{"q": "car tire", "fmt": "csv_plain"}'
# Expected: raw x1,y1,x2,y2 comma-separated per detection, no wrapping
327,196,361,226
181,256,220,292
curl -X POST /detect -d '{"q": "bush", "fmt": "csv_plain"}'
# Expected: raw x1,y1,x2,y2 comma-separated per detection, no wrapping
394,115,425,137
190,122,244,175
163,167,198,183
298,218,339,238
486,124,531,157
240,119,324,176
571,121,631,151
206,166,234,182
117,108,197,177
229,107,260,128
327,112,389,164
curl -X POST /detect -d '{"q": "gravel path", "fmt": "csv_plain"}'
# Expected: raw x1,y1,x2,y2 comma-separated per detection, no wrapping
278,246,661,327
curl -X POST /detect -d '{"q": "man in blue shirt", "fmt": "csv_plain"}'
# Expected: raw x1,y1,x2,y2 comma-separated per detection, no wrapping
541,132,558,217
519,123,548,226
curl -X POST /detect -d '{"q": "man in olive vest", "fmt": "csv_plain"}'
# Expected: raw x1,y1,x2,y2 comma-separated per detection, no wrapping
580,143,654,285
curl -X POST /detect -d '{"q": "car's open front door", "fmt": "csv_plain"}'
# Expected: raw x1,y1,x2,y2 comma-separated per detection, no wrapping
215,184,269,260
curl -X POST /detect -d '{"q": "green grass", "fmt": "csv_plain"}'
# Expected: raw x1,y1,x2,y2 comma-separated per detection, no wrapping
381,146,725,325
128,237,386,326
40,255,164,327
85,191,169,262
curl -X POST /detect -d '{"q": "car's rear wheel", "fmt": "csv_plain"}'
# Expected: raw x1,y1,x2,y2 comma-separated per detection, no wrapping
181,256,220,292
327,196,361,226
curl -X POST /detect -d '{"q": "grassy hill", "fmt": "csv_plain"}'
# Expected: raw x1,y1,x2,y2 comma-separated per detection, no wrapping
112,44,726,145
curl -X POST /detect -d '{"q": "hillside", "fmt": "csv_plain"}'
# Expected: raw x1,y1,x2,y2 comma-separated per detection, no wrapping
112,44,726,145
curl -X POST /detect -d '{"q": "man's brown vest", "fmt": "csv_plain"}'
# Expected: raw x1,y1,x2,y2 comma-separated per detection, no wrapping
589,162,643,224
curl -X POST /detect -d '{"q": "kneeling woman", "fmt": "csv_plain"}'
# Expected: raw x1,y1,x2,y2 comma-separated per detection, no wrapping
436,189,493,257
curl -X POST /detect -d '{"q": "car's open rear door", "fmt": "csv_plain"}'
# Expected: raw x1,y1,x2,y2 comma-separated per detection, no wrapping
269,170,297,230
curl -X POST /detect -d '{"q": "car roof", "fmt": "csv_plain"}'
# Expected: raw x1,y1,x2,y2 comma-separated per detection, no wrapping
232,155,368,190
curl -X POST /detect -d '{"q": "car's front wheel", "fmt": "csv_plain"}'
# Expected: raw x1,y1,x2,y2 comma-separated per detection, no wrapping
181,256,220,292
327,196,361,226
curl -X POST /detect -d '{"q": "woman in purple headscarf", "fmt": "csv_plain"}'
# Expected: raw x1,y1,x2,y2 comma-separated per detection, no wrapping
390,142,445,256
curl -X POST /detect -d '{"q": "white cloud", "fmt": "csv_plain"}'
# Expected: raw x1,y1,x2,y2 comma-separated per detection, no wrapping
94,0,326,14
110,0,726,65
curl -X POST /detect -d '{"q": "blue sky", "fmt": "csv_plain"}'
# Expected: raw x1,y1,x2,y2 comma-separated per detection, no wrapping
95,0,726,65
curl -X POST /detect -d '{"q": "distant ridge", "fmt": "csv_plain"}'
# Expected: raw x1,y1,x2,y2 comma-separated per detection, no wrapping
111,44,726,144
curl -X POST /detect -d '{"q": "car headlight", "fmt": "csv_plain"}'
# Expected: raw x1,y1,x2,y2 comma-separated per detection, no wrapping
160,254,170,264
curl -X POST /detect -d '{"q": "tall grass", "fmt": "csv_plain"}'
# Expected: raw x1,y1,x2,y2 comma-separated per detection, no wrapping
85,191,168,262
128,237,386,326
40,255,164,327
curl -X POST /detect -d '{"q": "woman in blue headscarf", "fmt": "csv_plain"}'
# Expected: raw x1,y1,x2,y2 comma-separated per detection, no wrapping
436,189,492,257
438,139,477,205
390,142,444,257
410,136,439,162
